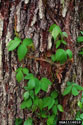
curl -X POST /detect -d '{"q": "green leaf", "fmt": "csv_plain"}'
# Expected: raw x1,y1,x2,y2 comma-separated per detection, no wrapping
23,38,33,47
52,105,57,115
40,77,52,92
16,67,23,72
20,99,32,109
23,91,29,100
24,74,34,80
25,99,32,108
82,92,83,97
32,104,37,112
20,101,27,109
38,99,43,110
80,113,83,120
49,24,57,32
34,97,39,106
81,97,83,103
79,51,83,55
80,31,83,35
63,85,72,96
48,98,55,110
29,90,34,100
7,37,21,51
41,111,48,118
14,37,21,41
27,78,36,90
40,81,48,92
75,111,80,119
24,118,33,125
74,84,83,91
61,40,67,45
41,77,52,85
16,70,24,83
35,78,41,95
62,32,68,38
22,68,29,75
52,25,61,40
51,54,56,62
77,36,83,42
76,118,81,120
72,87,79,96
32,97,39,112
56,40,61,48
78,101,82,109
7,40,14,48
24,86,29,91
66,49,73,59
55,99,58,105
57,104,64,112
47,115,55,125
67,81,72,86
43,97,51,108
15,118,23,125
55,49,67,64
51,90,58,99
43,97,55,109
17,44,28,61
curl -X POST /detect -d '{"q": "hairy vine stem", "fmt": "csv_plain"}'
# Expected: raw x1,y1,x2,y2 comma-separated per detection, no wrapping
27,55,54,65
27,55,73,68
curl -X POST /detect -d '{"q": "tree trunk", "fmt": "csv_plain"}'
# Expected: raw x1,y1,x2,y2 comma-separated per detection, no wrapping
0,0,83,124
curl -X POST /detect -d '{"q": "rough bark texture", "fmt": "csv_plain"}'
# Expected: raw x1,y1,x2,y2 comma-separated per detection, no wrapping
0,0,83,124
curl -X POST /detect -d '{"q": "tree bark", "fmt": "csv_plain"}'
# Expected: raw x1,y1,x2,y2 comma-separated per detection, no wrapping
0,0,83,124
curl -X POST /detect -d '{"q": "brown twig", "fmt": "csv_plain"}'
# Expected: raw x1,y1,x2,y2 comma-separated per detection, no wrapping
27,55,73,67
27,55,54,65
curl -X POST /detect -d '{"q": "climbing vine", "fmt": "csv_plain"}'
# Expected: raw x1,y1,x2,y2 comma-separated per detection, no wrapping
7,24,83,125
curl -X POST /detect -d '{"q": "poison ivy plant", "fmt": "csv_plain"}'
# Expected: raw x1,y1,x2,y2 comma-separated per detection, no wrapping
47,115,58,125
23,38,33,47
77,92,83,111
51,25,61,40
61,32,68,38
24,118,33,125
40,77,52,92
51,49,67,64
63,82,83,96
17,44,28,61
47,115,55,125
77,31,83,42
15,118,23,125
16,67,64,124
7,37,34,61
75,92,83,125
7,25,82,125
16,67,29,83
77,31,83,55
66,49,73,59
49,24,68,48
7,37,21,51
57,104,64,112
51,49,72,64
49,24,73,64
